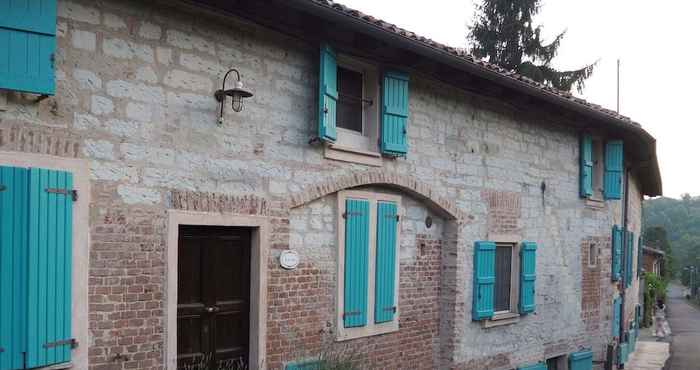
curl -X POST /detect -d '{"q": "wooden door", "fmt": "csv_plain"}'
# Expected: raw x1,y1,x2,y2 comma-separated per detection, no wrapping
177,226,251,370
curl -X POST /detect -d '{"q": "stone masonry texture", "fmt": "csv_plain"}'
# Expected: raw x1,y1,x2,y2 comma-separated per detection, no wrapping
0,0,646,369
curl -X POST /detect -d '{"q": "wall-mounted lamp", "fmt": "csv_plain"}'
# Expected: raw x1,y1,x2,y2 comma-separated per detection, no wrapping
214,68,253,125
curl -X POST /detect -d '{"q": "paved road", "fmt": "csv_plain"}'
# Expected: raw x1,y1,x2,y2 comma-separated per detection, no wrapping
666,284,700,369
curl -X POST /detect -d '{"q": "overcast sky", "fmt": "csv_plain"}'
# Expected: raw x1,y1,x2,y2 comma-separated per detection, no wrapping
342,0,698,199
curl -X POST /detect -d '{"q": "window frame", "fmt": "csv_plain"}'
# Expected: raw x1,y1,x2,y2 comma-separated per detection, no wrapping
336,190,401,341
492,242,520,318
588,242,599,268
326,54,381,163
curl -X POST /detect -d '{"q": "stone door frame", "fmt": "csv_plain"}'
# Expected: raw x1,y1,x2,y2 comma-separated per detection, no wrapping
166,210,269,369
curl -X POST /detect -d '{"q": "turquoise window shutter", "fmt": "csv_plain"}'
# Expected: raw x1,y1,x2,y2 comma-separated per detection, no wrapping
374,201,397,323
519,241,537,314
618,342,629,364
612,226,622,281
568,350,593,370
517,363,546,370
472,241,495,321
626,231,634,287
26,168,73,368
580,133,593,198
0,0,56,95
318,43,337,142
637,235,643,277
343,198,369,328
0,166,29,370
286,361,320,370
380,70,409,156
612,297,621,338
603,140,623,199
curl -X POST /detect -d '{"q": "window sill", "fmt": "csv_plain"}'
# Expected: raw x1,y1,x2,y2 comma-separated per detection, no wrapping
336,321,399,341
38,362,72,370
482,312,520,328
585,198,606,210
324,144,383,167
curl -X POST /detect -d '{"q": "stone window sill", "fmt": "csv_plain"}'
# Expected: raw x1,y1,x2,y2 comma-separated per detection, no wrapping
336,321,399,341
38,362,72,370
324,144,383,167
585,198,606,210
482,312,520,328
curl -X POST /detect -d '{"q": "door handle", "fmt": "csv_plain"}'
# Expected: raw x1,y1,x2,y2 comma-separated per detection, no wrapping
205,306,220,313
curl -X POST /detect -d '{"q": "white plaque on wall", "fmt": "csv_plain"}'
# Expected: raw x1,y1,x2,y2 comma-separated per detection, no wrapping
279,250,300,270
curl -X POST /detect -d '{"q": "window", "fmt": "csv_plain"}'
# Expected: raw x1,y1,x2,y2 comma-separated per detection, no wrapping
546,355,568,370
333,56,379,152
494,244,514,312
494,243,519,315
588,242,598,267
336,191,400,340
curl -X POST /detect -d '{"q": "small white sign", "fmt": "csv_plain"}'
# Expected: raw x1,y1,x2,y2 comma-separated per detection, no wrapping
279,250,300,270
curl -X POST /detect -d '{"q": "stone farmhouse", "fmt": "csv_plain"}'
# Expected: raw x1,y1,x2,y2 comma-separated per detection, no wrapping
0,0,662,369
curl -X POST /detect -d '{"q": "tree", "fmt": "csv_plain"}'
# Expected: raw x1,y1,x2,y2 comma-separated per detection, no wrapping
468,0,597,93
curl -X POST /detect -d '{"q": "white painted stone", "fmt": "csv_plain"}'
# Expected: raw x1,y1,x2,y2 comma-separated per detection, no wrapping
103,13,126,30
57,1,100,25
164,70,212,92
117,185,161,205
90,161,138,183
156,47,172,65
138,22,162,40
91,96,114,115
83,140,114,160
166,92,213,111
125,102,152,122
106,80,165,104
135,67,158,83
269,180,287,195
56,22,68,38
71,30,96,51
179,53,223,76
73,113,100,130
103,38,155,63
73,69,102,91
165,29,216,55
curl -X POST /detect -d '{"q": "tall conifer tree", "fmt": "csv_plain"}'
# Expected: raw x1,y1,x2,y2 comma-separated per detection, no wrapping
468,0,596,93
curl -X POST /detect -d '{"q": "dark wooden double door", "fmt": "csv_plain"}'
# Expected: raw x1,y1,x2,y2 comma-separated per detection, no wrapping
177,226,251,370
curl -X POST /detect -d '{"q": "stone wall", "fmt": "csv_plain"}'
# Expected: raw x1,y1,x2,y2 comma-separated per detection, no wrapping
0,0,645,369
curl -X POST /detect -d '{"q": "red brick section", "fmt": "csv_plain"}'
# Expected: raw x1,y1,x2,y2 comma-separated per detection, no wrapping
265,235,442,370
0,123,81,158
581,237,603,333
481,189,521,234
452,352,510,370
89,183,166,370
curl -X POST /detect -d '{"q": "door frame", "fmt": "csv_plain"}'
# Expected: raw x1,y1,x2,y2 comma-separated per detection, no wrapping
166,210,269,370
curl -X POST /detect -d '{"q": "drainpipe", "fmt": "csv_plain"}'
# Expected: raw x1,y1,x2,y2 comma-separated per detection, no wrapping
619,166,631,366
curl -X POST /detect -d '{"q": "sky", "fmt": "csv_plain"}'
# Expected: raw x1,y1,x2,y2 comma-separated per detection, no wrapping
341,0,699,199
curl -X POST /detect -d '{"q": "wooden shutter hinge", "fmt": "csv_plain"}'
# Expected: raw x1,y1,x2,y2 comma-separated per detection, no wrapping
342,311,361,319
0,184,5,192
43,338,78,350
382,306,397,313
0,347,4,353
46,187,78,201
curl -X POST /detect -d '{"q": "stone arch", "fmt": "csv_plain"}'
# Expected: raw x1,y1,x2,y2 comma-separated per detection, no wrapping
288,169,464,221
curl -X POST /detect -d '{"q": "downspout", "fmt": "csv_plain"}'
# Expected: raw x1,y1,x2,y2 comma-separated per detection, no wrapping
620,166,631,366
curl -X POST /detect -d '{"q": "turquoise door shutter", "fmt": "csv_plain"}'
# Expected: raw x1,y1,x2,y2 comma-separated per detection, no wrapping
612,225,622,281
569,350,593,370
374,201,397,323
603,140,623,199
580,133,593,198
380,71,409,156
286,361,320,370
517,363,546,370
318,43,337,142
26,168,73,368
0,0,56,95
0,166,28,370
612,297,621,338
472,241,495,320
618,342,629,364
343,198,369,328
519,241,537,314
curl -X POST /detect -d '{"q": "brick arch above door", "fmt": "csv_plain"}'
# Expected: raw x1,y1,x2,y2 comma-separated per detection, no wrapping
288,169,465,221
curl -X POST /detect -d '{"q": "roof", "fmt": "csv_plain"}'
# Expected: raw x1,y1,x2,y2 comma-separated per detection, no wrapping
643,246,666,257
286,0,662,196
